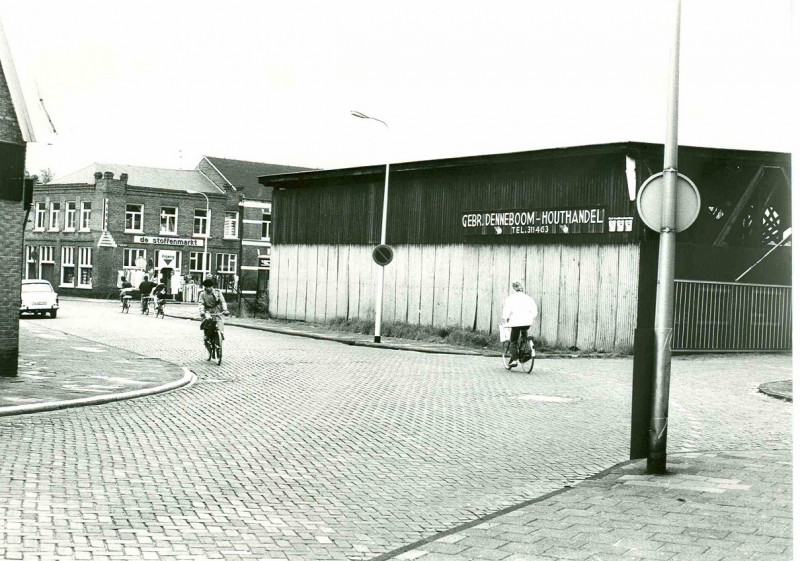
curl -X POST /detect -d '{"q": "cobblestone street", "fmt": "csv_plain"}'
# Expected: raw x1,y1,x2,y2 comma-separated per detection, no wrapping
0,300,791,560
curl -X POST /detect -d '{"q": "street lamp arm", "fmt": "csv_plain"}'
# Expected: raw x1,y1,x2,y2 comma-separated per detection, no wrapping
350,110,388,128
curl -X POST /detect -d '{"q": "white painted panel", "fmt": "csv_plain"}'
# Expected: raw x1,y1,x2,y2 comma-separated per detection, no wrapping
304,245,318,322
359,248,375,320
557,247,580,347
268,245,280,317
614,244,639,352
446,245,464,327
475,246,494,333
394,245,409,323
314,245,328,322
336,245,350,319
460,246,479,330
406,245,423,325
419,246,436,326
325,246,338,320
490,245,512,333
595,245,620,352
576,245,600,349
525,245,545,339
285,245,300,320
539,245,562,345
347,245,360,320
432,245,450,327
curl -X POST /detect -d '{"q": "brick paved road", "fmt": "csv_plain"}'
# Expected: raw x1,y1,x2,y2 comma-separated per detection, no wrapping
0,300,791,560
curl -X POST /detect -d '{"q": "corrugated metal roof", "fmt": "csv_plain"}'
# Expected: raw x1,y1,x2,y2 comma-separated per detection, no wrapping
203,156,315,200
50,163,222,194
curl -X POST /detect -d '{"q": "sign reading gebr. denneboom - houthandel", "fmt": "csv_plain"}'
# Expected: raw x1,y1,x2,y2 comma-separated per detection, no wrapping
462,207,607,236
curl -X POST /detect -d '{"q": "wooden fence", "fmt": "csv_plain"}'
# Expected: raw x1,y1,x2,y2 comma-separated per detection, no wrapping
270,243,640,352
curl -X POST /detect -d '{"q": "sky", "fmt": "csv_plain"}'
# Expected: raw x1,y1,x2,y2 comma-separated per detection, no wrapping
0,1,795,180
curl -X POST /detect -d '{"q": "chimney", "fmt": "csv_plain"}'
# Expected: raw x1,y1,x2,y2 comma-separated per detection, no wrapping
103,171,114,179
120,173,128,184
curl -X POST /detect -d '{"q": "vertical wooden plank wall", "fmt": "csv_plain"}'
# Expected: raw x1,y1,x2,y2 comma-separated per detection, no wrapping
269,243,640,352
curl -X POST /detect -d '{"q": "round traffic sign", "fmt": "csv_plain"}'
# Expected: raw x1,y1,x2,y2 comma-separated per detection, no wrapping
372,244,394,267
637,172,701,233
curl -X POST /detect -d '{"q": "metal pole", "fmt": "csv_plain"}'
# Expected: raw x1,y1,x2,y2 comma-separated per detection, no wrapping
374,163,390,343
648,0,681,475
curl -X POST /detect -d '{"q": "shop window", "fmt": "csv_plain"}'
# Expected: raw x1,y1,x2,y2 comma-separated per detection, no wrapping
78,247,92,288
61,247,75,287
160,207,177,235
215,253,237,273
190,251,210,274
125,204,144,232
123,248,147,269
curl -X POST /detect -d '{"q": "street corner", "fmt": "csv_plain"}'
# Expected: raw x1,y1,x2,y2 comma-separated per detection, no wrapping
1,323,195,416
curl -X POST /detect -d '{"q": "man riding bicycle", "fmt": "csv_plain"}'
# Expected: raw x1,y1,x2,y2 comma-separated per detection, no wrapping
501,280,538,367
138,275,156,313
119,276,134,303
152,277,168,313
198,278,229,344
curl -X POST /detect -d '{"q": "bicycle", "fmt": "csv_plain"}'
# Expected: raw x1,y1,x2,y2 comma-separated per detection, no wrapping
141,296,153,315
154,298,166,318
203,312,227,365
121,295,132,313
501,330,535,373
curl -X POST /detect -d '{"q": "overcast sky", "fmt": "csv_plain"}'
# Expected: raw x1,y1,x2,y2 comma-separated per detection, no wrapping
0,1,794,179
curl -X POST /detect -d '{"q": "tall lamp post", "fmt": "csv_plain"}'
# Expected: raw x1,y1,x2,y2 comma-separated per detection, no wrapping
186,189,210,280
351,110,390,343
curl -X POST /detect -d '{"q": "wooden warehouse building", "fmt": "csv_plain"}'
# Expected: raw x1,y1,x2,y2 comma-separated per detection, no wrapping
259,142,792,353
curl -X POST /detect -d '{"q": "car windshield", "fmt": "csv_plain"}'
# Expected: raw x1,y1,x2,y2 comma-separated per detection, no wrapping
22,284,52,293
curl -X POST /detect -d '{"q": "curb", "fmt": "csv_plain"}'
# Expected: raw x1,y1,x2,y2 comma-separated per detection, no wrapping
165,313,496,357
757,380,793,402
0,368,196,417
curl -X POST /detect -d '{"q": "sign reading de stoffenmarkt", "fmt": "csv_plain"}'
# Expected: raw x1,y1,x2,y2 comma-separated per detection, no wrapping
462,207,607,236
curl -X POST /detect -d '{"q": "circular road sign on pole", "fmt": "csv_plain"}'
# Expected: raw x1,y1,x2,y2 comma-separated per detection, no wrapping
637,171,701,233
372,244,394,267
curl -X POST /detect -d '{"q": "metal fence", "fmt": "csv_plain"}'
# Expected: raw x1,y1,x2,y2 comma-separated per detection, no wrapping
673,279,792,352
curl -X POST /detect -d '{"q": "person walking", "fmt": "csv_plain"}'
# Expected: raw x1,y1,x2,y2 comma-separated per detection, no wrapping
501,280,538,367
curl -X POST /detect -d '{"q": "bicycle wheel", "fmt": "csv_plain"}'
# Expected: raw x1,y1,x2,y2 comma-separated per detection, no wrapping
502,341,514,370
205,336,214,361
521,338,535,374
215,331,222,365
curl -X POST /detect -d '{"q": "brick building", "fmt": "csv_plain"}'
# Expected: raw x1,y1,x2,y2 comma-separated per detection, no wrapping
195,157,312,296
24,158,312,300
0,23,34,376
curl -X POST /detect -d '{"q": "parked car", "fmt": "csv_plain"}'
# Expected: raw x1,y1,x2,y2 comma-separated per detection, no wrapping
20,279,59,318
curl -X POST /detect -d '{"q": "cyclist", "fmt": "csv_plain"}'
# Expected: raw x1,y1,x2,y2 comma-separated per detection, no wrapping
152,277,168,314
138,275,156,313
119,276,134,306
501,280,538,367
198,278,229,345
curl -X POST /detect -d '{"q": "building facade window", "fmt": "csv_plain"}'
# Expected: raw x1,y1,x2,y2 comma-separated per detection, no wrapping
125,204,144,232
34,202,46,231
123,248,147,269
25,246,36,279
160,207,178,235
193,209,209,237
78,247,92,288
65,201,77,231
224,211,238,239
39,246,54,264
189,251,210,283
80,202,92,231
61,247,75,287
261,210,271,240
48,202,61,231
216,253,237,274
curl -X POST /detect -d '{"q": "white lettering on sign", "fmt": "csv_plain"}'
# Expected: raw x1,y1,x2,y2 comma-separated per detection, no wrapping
133,235,203,247
461,207,607,236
